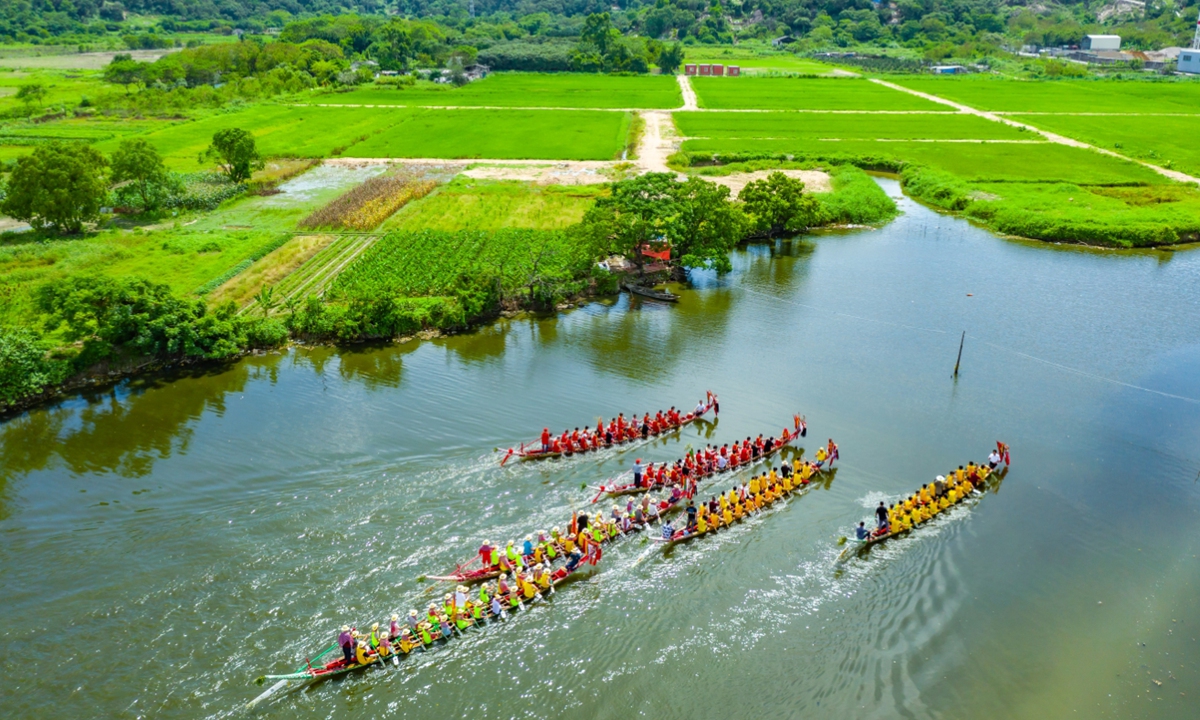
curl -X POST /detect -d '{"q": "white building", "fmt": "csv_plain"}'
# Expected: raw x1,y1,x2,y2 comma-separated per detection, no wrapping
1083,35,1121,51
1179,49,1200,74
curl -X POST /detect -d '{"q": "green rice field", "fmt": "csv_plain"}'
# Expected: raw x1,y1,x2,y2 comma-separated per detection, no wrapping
309,72,682,109
674,111,1031,141
383,178,603,232
94,105,414,170
682,137,1163,185
1011,114,1200,178
891,77,1200,113
690,76,948,111
344,109,630,160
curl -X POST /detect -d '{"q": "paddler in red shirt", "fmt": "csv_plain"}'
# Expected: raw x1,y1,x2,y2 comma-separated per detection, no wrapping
540,428,551,451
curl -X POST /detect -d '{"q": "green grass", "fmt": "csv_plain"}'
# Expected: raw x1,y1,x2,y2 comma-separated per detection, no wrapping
674,111,1031,140
0,116,183,143
344,109,630,160
0,162,373,326
682,138,1164,185
890,76,1200,113
94,105,414,170
0,70,110,114
690,76,948,111
309,72,682,109
383,178,603,232
902,165,1200,247
1011,114,1200,178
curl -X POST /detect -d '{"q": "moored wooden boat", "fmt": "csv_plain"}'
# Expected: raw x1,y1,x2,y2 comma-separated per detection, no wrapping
624,283,680,302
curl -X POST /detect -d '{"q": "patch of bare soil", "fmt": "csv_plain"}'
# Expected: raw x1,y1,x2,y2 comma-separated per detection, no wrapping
702,169,832,197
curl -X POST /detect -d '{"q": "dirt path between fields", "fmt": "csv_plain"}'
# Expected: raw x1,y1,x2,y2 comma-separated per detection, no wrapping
677,75,699,111
871,78,1200,186
638,111,680,174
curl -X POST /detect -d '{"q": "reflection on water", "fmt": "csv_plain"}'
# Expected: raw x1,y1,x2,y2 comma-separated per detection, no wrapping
0,359,275,484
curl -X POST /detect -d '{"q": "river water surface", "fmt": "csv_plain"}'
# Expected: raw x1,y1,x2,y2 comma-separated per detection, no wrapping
3,179,1199,719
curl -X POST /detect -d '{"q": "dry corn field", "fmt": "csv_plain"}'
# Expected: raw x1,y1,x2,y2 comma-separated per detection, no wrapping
299,172,438,231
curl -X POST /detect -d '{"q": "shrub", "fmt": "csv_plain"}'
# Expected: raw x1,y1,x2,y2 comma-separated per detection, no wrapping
0,327,71,407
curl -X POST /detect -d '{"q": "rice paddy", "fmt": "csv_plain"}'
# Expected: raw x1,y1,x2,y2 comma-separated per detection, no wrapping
343,109,631,160
313,72,682,109
1010,114,1200,178
690,76,949,111
674,111,1032,141
891,77,1200,114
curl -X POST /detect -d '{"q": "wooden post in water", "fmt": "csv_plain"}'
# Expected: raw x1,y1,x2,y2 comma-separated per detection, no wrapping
953,331,965,378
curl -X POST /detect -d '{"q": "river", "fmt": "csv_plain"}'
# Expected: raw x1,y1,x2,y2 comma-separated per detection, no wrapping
2,179,1198,719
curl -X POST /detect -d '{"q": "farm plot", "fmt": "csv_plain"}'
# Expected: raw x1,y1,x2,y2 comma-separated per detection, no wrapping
343,109,630,161
327,228,593,302
674,111,1031,141
681,137,1164,185
383,178,603,232
271,233,384,304
891,77,1200,114
95,105,413,170
690,76,948,111
315,72,682,109
299,172,438,231
1010,114,1200,178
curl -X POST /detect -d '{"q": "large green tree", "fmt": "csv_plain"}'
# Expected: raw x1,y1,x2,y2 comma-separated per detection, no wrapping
1,142,109,234
203,128,264,184
740,172,821,237
111,138,179,211
578,173,748,275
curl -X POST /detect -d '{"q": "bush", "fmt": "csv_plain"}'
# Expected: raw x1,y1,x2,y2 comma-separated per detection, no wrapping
0,327,71,407
2,142,109,233
817,165,898,225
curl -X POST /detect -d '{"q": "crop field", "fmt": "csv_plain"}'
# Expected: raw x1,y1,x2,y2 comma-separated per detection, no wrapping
674,111,1031,141
300,173,438,231
891,77,1200,114
95,106,414,170
0,162,370,326
271,234,384,305
344,109,630,160
690,77,949,111
311,72,682,109
1010,114,1200,178
682,137,1163,185
327,227,591,302
209,233,340,308
383,178,603,232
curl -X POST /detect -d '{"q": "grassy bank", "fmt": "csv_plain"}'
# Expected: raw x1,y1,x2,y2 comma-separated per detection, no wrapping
901,166,1200,248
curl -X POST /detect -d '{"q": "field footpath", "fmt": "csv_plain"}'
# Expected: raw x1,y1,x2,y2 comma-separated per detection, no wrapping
677,75,699,110
872,78,1200,185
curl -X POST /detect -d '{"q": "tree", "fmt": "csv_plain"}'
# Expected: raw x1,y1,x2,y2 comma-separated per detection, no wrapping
739,172,821,237
37,276,247,362
1,142,109,234
203,128,264,184
657,43,685,74
103,53,145,92
111,138,179,211
577,173,747,275
15,83,47,111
